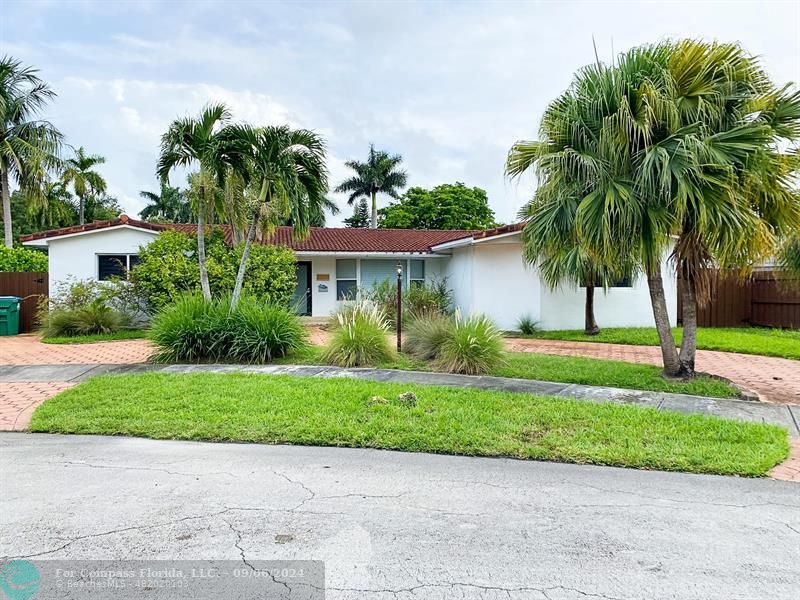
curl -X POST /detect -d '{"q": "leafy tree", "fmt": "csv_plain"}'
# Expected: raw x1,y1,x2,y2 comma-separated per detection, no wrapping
61,146,107,225
379,182,497,230
129,229,296,312
84,193,123,222
139,183,191,223
507,40,800,377
0,56,62,247
0,245,48,271
334,144,407,229
157,103,245,301
343,199,369,228
226,125,328,309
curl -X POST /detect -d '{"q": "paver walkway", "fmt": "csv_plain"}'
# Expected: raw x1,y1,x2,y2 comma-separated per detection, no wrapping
506,338,800,404
0,334,153,365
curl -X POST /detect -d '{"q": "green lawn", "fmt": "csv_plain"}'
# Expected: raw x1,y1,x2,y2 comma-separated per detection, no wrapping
526,327,800,360
279,346,739,398
41,330,149,344
29,373,788,477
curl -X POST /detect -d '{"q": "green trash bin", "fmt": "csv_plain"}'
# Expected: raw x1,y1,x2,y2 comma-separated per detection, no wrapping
0,296,22,336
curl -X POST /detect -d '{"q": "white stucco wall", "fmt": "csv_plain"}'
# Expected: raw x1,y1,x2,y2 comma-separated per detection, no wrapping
442,236,677,331
41,227,159,294
444,241,542,330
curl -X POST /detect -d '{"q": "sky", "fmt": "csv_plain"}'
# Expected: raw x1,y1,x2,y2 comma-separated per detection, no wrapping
2,0,799,226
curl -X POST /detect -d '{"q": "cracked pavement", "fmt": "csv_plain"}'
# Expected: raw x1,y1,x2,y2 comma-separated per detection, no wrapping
1,433,799,599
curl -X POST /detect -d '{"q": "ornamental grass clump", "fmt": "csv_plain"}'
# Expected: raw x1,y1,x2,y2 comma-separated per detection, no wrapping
321,300,394,367
404,311,454,360
39,299,130,338
149,293,306,363
435,312,504,375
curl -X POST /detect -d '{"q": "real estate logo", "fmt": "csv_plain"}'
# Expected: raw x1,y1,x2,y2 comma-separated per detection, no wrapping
0,560,40,600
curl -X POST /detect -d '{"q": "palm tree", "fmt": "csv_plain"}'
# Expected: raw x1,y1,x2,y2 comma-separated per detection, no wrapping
0,56,62,247
507,40,800,377
157,103,243,300
514,193,634,335
26,180,76,229
334,144,407,229
61,146,107,225
138,184,190,222
228,125,328,309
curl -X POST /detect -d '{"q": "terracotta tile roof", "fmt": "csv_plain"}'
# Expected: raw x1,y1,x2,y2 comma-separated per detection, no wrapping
20,215,479,254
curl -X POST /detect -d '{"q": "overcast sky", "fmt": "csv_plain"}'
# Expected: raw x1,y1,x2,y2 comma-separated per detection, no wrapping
2,0,799,226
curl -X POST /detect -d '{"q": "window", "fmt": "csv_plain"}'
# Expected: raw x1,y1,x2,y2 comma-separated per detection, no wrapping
98,254,139,281
336,259,357,299
410,260,425,287
583,276,632,288
360,259,398,291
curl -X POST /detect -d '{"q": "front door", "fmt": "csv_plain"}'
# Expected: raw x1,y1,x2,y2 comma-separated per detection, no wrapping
292,261,312,316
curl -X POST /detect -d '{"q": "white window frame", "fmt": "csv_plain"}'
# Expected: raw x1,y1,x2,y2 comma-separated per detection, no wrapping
96,253,139,281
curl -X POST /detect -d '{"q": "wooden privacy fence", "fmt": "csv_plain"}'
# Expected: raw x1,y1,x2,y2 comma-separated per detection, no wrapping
0,272,48,333
678,269,800,328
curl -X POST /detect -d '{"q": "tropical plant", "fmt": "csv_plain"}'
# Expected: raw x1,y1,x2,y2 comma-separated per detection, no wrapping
157,103,245,300
61,146,106,225
435,312,504,375
0,56,63,247
129,229,296,312
138,183,191,223
343,198,369,228
516,315,539,335
334,144,407,229
379,183,497,230
149,293,306,364
25,180,75,230
404,312,454,360
225,125,329,310
507,40,800,376
322,300,394,367
38,298,130,338
0,245,47,271
365,276,454,325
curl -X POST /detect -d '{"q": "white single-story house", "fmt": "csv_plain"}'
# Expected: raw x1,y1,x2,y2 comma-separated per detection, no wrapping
21,215,678,330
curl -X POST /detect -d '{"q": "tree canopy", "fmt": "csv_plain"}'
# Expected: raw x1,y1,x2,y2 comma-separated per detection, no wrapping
378,182,497,230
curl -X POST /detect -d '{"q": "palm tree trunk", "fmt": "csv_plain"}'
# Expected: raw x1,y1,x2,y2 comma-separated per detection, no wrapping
231,213,258,312
197,181,212,301
370,190,378,229
645,264,682,377
1,167,13,248
584,280,599,335
678,274,697,376
78,195,85,226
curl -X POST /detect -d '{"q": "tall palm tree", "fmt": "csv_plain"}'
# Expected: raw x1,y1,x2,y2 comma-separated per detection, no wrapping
0,56,62,247
26,179,76,229
228,125,328,309
138,183,190,223
61,146,106,225
508,40,800,377
334,144,407,229
157,104,243,300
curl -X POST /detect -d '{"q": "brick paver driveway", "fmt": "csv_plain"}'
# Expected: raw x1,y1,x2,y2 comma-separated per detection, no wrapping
506,338,800,404
0,335,153,431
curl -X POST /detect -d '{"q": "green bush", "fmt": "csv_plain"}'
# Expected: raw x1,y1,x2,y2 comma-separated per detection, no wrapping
366,277,454,324
39,299,131,337
517,315,540,335
129,229,296,312
149,293,306,364
404,312,454,360
0,246,48,272
436,313,504,375
321,301,394,367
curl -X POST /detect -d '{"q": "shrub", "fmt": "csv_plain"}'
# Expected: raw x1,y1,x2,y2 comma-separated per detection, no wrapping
404,312,454,360
435,313,504,375
366,277,454,324
39,299,130,337
129,229,296,312
0,246,48,272
149,293,306,364
517,315,540,335
322,300,394,367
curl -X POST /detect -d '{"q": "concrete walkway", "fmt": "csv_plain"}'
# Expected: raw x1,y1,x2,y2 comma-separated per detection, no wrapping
506,338,800,404
2,434,799,599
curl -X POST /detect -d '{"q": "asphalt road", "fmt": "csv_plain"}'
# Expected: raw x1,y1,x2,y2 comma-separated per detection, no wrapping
1,433,798,599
